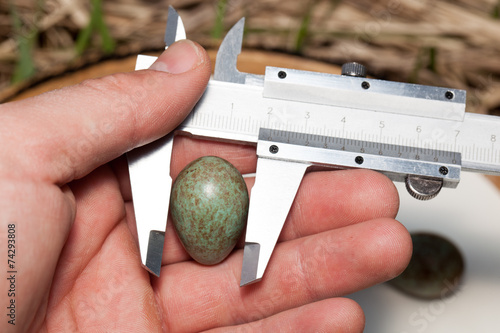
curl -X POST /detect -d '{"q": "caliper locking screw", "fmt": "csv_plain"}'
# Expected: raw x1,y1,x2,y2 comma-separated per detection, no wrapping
405,175,443,200
341,62,367,78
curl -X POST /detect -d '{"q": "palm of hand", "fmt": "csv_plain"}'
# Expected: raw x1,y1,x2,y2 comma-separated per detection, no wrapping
42,163,158,332
37,153,407,332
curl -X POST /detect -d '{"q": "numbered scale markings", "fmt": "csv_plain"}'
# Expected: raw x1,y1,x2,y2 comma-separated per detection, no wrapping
257,128,461,189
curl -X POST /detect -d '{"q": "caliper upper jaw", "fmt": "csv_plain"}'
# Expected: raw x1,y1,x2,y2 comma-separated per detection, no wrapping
214,17,247,84
164,6,186,46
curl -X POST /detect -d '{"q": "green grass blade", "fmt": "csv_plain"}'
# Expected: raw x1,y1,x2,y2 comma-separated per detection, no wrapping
10,2,37,83
212,0,228,39
75,0,115,55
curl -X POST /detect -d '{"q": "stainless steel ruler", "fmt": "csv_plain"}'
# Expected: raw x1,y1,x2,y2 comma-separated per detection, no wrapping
129,7,500,285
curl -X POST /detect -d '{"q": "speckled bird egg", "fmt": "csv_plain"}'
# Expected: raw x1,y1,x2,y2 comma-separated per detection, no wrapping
170,156,249,265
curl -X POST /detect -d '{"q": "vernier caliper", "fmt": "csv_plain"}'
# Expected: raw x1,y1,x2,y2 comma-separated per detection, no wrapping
128,7,500,285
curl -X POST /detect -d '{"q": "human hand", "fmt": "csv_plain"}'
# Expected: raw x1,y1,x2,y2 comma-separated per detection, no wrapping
0,40,411,332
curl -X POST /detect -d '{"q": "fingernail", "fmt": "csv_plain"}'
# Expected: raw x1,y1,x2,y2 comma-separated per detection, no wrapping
149,40,203,74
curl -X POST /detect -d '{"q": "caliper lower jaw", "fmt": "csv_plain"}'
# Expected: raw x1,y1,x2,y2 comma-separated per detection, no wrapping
128,6,185,276
240,157,309,286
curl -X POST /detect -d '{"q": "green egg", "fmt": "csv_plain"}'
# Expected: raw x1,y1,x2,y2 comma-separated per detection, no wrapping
170,156,249,265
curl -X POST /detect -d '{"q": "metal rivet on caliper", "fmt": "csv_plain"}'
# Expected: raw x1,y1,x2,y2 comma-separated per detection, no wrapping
439,166,449,175
269,145,279,154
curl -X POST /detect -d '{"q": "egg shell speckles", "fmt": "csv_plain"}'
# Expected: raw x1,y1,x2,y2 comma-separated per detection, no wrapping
170,156,249,265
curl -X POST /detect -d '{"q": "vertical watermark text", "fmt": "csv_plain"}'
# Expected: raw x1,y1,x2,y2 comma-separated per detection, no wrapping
6,223,16,326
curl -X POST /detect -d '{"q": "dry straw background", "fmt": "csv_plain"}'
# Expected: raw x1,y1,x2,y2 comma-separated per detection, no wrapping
1,0,500,117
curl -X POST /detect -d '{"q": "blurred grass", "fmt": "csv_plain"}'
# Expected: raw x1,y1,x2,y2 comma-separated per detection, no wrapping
8,0,115,86
493,0,500,18
409,47,438,83
75,0,115,55
2,0,500,115
212,0,228,39
10,1,38,84
294,3,314,53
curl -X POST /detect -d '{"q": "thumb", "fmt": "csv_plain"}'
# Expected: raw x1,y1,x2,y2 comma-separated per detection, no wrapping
0,40,211,184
